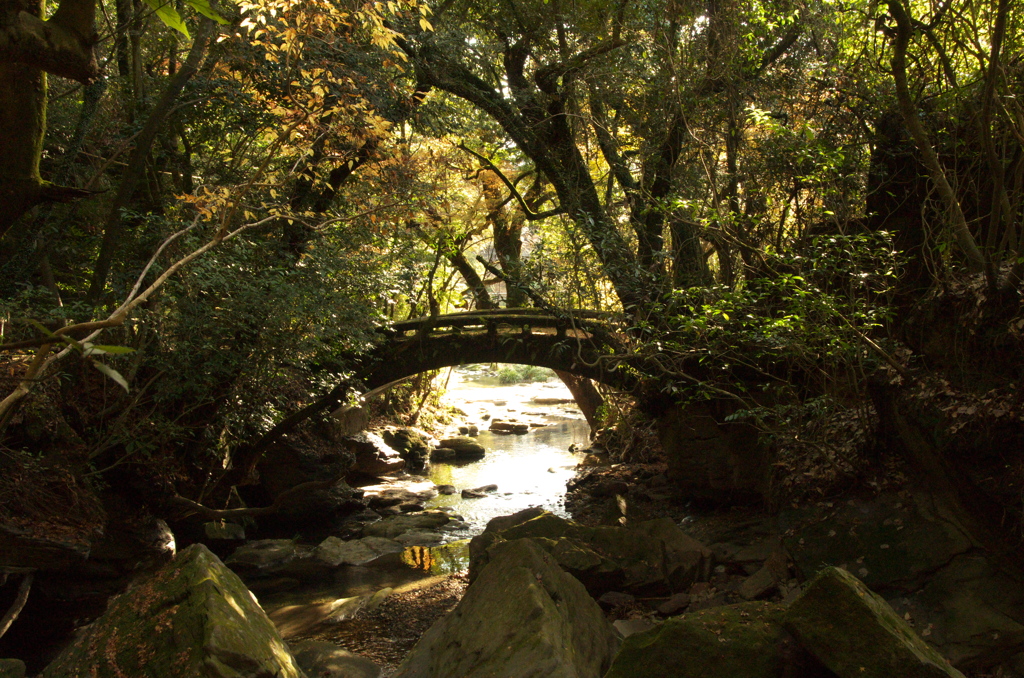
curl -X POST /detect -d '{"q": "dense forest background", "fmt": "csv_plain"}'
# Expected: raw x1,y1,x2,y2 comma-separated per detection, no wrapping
1,0,1023,552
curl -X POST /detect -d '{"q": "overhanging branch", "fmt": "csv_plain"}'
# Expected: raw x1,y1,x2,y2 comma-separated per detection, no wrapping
0,0,99,83
534,38,625,94
169,474,348,519
456,143,564,221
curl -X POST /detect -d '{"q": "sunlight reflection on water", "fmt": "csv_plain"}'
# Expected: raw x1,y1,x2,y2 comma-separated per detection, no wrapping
426,417,590,535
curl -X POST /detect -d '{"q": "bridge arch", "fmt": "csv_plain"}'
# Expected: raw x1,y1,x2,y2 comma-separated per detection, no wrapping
224,309,639,484
356,310,637,396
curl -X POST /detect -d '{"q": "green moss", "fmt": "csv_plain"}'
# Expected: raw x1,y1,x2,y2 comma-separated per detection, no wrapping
783,566,966,678
41,545,303,678
605,602,790,678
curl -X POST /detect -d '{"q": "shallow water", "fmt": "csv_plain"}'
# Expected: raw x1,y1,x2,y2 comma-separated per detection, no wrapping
427,419,590,534
263,368,589,630
425,367,590,536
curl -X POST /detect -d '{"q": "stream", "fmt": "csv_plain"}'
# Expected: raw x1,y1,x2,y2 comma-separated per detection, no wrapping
426,365,591,536
261,365,591,639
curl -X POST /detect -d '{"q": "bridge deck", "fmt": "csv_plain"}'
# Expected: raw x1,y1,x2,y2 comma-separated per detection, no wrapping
382,309,617,340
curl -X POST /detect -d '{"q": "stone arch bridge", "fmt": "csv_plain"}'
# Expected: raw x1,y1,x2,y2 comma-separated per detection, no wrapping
229,308,643,482
356,308,637,395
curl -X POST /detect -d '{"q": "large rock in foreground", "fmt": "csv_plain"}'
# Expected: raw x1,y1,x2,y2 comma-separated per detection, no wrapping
784,566,966,678
41,544,303,678
605,601,828,678
469,509,711,596
394,538,619,678
781,490,1024,668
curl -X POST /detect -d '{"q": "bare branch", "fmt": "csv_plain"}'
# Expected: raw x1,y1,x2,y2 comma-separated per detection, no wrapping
0,571,34,640
169,475,348,519
456,143,564,220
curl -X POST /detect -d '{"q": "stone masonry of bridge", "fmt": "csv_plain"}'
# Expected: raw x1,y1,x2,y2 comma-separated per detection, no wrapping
356,309,638,395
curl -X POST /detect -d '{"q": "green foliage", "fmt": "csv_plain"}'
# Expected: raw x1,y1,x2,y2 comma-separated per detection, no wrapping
497,364,553,384
636,231,901,402
3,0,1021,520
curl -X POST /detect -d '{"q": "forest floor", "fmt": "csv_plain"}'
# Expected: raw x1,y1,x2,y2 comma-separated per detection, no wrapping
287,573,469,675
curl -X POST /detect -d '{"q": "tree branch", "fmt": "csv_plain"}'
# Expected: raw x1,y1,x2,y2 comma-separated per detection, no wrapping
456,143,564,220
755,22,802,76
885,0,985,273
476,255,552,310
588,90,638,193
0,571,33,640
534,38,624,94
169,475,348,519
87,17,218,302
220,379,356,489
0,0,99,82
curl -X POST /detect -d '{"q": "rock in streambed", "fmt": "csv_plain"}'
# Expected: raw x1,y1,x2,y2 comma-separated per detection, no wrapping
393,538,619,678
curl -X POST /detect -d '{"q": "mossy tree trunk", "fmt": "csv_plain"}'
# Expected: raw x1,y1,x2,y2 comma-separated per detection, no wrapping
0,0,98,234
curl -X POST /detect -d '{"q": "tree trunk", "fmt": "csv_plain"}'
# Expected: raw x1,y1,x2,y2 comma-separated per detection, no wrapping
671,219,712,288
554,369,603,432
449,249,493,309
866,110,934,298
0,0,46,234
483,172,528,307
886,0,985,275
0,55,44,233
409,40,648,312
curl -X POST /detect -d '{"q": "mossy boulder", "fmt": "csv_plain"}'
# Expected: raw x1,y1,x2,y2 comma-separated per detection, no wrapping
437,437,486,459
784,566,966,678
363,512,450,539
781,491,1024,668
605,601,829,678
896,553,1024,668
41,544,303,678
469,510,710,596
382,428,433,470
780,492,973,592
0,659,25,678
393,538,619,678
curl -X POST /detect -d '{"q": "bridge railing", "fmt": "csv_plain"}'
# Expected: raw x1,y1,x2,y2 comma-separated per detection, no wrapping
379,309,617,341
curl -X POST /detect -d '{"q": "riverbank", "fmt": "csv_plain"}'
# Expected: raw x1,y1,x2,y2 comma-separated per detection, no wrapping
256,449,1024,678
286,573,469,675
8,365,1024,677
